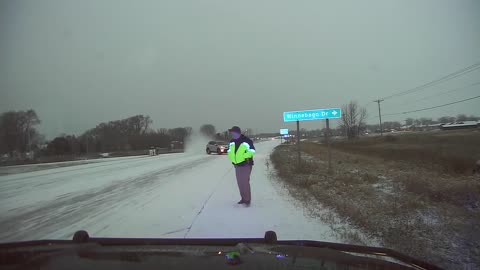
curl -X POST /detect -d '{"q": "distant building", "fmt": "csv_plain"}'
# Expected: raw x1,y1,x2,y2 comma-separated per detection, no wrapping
440,121,479,130
400,125,412,131
426,123,442,131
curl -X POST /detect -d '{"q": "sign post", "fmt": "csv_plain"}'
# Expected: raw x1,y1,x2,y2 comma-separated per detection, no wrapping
296,120,301,166
325,119,331,172
283,108,341,170
280,129,289,144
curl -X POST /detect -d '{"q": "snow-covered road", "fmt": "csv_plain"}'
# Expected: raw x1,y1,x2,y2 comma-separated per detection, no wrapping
0,140,335,243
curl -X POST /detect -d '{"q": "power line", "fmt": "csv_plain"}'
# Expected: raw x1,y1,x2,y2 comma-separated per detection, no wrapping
412,81,480,103
381,62,480,100
382,95,480,117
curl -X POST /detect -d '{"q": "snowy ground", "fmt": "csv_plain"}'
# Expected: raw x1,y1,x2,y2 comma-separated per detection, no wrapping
0,140,336,243
0,155,153,176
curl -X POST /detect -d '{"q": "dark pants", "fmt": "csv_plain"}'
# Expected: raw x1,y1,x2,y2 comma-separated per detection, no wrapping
235,165,252,202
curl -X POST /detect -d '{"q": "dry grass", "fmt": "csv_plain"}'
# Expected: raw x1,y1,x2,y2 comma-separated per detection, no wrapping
399,173,480,208
329,130,480,175
270,132,480,270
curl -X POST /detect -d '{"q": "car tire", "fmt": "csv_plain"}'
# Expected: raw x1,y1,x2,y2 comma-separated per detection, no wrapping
206,148,211,155
217,148,222,155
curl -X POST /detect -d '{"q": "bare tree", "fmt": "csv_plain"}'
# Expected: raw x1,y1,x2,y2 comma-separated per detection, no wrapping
200,124,216,138
456,114,468,122
437,116,455,124
157,128,169,134
405,118,415,126
168,127,189,142
466,115,480,121
341,101,367,139
0,110,41,154
419,118,434,125
185,127,193,136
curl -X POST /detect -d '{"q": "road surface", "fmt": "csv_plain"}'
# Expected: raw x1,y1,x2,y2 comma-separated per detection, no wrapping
0,140,335,242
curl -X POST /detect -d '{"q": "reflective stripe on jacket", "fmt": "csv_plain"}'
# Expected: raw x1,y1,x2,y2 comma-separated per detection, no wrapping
228,135,255,165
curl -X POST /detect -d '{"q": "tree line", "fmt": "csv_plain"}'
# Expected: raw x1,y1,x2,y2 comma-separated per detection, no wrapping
2,108,478,155
52,115,196,155
368,114,480,133
0,110,218,157
338,101,479,140
405,114,479,126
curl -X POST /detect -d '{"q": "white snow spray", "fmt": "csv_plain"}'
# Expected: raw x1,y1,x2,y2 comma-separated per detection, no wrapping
183,132,211,156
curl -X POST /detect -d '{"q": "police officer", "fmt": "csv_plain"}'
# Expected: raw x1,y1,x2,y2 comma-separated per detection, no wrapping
227,126,256,206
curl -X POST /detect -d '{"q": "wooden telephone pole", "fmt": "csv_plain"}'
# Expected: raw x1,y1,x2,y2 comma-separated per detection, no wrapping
374,99,384,136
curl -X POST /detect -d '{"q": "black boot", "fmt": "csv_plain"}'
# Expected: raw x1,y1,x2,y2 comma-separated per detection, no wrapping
244,201,251,206
237,200,245,204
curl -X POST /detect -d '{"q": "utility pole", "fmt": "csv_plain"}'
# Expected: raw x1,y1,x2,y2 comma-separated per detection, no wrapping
374,99,384,136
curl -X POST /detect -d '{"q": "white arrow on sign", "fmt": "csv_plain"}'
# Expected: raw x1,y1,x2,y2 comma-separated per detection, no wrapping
332,110,338,116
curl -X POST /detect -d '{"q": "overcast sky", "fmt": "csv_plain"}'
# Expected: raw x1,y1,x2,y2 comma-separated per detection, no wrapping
1,0,479,138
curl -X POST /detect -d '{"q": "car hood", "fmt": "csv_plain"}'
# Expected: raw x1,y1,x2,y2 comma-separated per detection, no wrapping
0,230,441,270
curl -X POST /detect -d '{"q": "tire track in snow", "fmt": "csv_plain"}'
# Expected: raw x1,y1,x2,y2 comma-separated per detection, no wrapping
182,167,232,238
0,154,192,200
1,156,152,181
0,156,211,242
0,155,154,177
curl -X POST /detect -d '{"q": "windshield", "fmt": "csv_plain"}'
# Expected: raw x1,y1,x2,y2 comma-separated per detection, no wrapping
0,1,479,269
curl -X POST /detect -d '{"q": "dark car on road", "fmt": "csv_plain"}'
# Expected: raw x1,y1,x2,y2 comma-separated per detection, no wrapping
206,141,229,155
